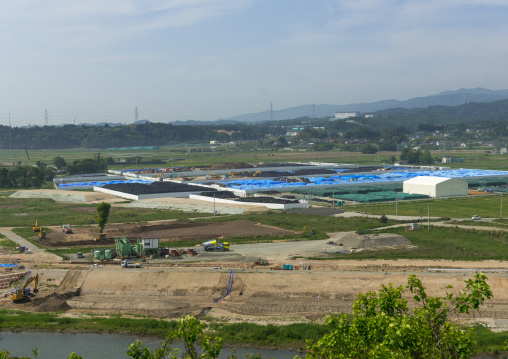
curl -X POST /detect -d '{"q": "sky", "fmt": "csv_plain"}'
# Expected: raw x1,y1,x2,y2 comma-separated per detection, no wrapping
1,0,508,126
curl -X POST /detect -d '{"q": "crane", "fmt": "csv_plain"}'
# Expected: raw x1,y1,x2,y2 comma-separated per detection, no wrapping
10,273,39,302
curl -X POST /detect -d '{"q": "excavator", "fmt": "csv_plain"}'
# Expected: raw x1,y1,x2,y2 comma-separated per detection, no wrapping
302,226,316,235
38,228,46,239
10,273,39,302
32,220,41,232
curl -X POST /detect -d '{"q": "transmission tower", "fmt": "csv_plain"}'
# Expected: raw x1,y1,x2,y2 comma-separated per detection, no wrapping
45,109,48,126
135,106,138,123
270,102,273,122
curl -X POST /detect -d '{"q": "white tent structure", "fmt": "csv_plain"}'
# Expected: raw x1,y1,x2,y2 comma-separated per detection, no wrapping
403,176,468,198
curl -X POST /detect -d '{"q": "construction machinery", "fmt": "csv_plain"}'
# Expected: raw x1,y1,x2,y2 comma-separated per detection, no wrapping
206,172,221,180
38,228,46,239
94,233,107,241
32,220,41,232
10,274,39,302
202,240,230,252
302,226,316,235
61,224,73,234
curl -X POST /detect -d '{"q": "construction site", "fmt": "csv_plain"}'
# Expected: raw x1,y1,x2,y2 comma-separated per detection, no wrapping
4,161,508,336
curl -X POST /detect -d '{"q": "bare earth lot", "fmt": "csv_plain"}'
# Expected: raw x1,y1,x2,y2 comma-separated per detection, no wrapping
34,220,296,248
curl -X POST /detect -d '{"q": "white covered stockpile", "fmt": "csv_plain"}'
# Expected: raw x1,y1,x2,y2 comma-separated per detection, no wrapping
403,176,468,198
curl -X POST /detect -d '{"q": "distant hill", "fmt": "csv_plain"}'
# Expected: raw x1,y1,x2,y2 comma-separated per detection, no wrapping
218,88,508,123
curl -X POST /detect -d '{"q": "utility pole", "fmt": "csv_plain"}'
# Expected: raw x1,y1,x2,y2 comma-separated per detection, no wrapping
8,113,12,166
395,193,398,215
420,206,423,229
501,193,503,220
427,202,430,231
45,109,48,126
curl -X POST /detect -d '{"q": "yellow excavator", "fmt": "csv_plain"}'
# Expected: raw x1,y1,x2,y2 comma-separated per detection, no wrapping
10,274,39,302
32,220,41,232
302,226,316,235
38,228,46,239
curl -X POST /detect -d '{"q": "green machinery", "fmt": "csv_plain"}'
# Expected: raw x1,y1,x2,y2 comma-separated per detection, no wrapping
115,237,144,259
93,249,114,261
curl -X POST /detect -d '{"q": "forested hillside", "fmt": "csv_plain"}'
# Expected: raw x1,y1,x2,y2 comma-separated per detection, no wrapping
2,98,508,150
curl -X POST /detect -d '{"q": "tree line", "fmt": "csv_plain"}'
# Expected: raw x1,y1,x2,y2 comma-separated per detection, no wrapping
0,166,53,189
0,122,284,150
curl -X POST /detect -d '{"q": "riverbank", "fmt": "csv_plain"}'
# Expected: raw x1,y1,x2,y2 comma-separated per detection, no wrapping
1,309,507,356
0,308,324,352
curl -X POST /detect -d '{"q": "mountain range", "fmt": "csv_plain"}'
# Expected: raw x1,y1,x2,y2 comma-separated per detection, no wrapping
206,88,508,124
85,88,508,127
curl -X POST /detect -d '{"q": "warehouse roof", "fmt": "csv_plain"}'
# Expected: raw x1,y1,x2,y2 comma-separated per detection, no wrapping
403,176,457,185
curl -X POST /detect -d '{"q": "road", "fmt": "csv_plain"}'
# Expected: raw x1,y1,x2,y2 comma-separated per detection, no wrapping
0,229,44,252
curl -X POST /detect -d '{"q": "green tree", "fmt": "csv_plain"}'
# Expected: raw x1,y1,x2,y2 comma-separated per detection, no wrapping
127,315,223,359
52,156,67,169
301,273,492,359
96,202,111,233
421,148,434,165
361,143,377,154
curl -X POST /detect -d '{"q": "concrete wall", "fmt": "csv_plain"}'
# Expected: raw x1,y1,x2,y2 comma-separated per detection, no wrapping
94,187,206,200
189,194,309,210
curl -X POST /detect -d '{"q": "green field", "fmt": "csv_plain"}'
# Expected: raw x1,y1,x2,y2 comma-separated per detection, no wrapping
0,195,208,228
355,194,506,219
319,225,508,261
3,146,508,171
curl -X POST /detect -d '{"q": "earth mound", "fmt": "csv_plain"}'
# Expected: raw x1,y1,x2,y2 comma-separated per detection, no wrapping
337,233,411,249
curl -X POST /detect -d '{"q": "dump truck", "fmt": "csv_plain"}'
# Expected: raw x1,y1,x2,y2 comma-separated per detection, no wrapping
121,259,141,268
61,224,73,234
202,240,230,252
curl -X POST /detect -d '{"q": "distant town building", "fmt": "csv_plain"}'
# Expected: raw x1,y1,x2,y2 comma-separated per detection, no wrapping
442,156,465,163
334,112,357,120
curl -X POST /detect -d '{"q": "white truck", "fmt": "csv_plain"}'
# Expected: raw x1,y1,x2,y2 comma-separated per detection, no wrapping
121,260,141,268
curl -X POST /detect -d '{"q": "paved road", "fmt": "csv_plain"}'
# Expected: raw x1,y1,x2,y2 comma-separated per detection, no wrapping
0,229,44,252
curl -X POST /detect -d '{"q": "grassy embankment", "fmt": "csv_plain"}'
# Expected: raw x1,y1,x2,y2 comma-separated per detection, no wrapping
0,309,506,354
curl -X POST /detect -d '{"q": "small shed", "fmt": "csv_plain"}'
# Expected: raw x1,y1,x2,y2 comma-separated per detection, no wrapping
403,176,467,198
141,234,159,250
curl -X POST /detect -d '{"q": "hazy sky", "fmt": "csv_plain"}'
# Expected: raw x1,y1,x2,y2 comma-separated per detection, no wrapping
1,0,507,126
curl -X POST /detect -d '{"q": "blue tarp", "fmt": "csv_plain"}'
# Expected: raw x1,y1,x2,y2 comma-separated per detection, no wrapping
0,264,18,267
216,169,508,190
58,179,151,188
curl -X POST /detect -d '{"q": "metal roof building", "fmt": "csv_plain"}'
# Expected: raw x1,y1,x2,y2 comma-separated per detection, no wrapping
403,176,468,198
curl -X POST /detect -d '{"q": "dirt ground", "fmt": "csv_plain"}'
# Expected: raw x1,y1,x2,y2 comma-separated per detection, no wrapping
35,220,296,248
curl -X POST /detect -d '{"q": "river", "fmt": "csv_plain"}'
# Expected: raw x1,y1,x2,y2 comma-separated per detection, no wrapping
0,332,302,359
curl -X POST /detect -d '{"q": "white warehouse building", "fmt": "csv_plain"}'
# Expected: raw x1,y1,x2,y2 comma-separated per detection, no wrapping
403,176,468,198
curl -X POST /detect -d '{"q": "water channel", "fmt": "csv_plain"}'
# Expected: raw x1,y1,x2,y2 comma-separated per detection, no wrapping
0,332,302,359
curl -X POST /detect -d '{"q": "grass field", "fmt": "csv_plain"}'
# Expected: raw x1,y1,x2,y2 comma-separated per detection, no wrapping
0,195,208,228
354,194,506,219
319,225,508,261
3,146,508,171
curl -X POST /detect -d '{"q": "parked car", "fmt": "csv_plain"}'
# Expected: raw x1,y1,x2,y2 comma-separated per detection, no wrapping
472,215,481,220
